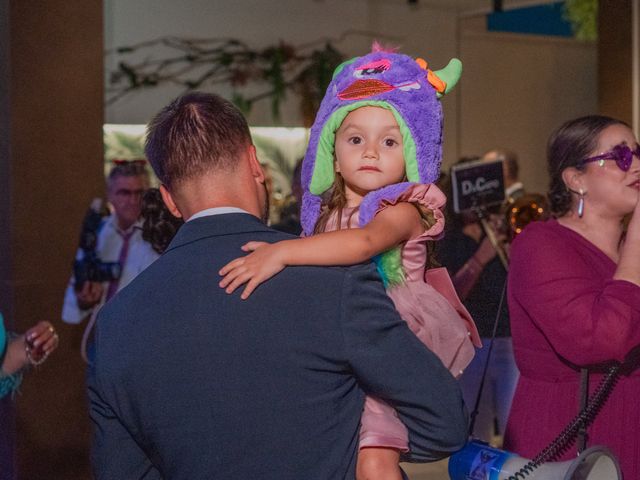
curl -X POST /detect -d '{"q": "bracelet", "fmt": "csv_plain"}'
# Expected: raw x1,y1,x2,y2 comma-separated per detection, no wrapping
25,342,49,367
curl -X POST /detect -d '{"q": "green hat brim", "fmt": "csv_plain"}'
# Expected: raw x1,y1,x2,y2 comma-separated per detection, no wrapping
309,101,420,195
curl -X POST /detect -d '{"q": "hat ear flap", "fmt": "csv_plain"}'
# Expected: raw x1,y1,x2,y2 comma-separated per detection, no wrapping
301,192,323,236
308,149,336,195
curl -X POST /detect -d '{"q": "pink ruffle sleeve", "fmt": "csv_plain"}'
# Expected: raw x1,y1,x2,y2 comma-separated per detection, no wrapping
373,183,447,241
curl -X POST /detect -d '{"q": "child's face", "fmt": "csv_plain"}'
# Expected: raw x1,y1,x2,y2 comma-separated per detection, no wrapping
334,106,405,206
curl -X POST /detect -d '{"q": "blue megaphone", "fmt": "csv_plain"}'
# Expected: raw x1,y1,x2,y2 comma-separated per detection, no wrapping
449,440,621,480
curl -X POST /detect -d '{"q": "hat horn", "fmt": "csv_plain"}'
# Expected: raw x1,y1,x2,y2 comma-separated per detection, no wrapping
432,58,462,98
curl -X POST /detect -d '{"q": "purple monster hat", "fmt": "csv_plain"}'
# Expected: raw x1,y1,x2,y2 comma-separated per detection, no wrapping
300,47,462,235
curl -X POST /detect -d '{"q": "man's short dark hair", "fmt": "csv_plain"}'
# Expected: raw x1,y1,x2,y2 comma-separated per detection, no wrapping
144,92,252,188
107,160,149,186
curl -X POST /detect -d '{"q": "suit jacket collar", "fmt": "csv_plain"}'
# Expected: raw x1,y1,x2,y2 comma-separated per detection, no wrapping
165,213,273,253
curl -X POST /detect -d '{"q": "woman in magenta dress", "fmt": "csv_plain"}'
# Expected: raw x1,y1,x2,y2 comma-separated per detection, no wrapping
504,115,640,478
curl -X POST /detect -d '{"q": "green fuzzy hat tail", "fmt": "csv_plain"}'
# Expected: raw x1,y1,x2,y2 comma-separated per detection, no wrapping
374,247,405,289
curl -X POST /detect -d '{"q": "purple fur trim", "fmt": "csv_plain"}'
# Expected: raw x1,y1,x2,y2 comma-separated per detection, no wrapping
301,191,323,236
301,138,318,193
301,50,451,233
359,182,416,227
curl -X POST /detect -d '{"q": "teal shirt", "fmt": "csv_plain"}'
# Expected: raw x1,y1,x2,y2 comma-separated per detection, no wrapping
0,312,23,399
0,312,5,360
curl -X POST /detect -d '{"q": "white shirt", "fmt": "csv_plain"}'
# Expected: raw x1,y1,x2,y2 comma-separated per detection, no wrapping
187,206,249,221
61,215,160,324
505,181,524,199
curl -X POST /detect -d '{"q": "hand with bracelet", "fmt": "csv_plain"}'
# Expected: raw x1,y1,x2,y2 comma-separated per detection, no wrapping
24,321,59,366
2,321,59,375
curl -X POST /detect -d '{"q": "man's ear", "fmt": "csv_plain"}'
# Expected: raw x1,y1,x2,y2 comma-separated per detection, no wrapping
561,167,585,193
159,185,183,218
247,145,266,183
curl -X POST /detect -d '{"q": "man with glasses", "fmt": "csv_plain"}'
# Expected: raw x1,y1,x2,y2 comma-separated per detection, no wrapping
62,161,159,330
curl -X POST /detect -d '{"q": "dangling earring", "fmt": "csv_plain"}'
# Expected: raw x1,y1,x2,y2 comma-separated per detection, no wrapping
577,188,585,218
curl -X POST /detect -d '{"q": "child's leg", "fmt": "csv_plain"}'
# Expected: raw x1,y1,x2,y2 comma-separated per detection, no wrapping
358,396,408,480
356,447,402,480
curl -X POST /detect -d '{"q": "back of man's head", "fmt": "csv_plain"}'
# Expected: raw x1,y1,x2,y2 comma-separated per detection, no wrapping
144,92,252,189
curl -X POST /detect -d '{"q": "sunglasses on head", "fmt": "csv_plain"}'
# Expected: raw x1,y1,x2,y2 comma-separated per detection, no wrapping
580,144,640,172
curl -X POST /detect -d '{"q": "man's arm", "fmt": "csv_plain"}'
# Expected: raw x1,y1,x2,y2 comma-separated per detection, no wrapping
87,320,161,480
61,277,104,324
88,383,161,479
340,264,468,462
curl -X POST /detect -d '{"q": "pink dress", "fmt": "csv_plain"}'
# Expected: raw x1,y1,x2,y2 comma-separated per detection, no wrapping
505,219,640,479
325,184,480,451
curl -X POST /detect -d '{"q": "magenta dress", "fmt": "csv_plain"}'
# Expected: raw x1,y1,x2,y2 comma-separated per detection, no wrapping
504,219,640,478
326,184,480,451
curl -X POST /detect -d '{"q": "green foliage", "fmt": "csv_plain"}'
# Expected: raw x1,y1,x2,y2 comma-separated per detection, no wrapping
295,43,344,126
231,92,253,115
564,0,598,41
252,135,292,179
103,130,146,160
107,37,345,123
262,44,290,121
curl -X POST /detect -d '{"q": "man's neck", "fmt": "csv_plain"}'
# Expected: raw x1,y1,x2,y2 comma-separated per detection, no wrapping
173,184,259,220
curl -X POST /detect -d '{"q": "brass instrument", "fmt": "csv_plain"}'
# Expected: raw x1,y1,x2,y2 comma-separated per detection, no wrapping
479,193,549,270
504,193,549,238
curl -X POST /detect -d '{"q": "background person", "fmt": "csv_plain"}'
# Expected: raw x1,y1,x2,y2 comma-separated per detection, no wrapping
482,148,525,202
62,160,158,324
271,158,303,235
504,115,640,479
0,313,59,479
140,187,184,255
437,156,519,445
61,161,159,360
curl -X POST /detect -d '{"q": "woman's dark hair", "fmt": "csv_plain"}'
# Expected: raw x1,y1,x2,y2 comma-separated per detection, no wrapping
108,160,149,182
547,115,627,216
141,188,184,254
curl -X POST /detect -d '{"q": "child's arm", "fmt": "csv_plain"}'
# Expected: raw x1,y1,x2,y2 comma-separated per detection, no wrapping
219,202,424,299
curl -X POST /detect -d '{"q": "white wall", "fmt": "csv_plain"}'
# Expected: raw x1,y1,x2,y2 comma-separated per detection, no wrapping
104,0,461,162
457,17,597,193
104,1,598,194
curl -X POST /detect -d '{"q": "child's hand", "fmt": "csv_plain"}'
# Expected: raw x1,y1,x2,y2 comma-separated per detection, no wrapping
218,242,287,299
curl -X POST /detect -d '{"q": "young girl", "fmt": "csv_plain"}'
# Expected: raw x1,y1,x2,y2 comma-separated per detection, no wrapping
220,46,480,480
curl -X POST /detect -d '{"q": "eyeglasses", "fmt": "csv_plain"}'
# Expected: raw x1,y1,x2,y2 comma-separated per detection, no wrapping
580,144,640,172
112,159,147,166
114,188,145,199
